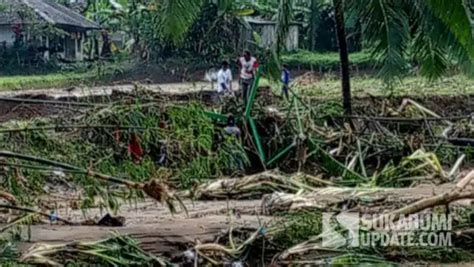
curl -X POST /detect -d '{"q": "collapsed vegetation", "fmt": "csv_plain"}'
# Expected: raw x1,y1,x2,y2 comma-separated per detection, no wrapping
0,81,473,265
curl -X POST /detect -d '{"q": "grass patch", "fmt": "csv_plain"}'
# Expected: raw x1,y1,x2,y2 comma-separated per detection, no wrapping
0,72,97,91
0,62,128,91
291,74,474,98
281,50,376,71
272,211,323,248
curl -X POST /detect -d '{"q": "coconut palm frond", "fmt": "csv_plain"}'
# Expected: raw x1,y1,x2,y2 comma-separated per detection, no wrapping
158,0,204,45
352,0,410,85
425,0,474,59
410,0,472,80
350,0,473,84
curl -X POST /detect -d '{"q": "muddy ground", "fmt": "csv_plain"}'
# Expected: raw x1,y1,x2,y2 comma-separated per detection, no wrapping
15,199,266,256
0,81,472,122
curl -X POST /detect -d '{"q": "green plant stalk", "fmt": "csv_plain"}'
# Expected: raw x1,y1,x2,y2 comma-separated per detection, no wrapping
0,97,106,107
249,117,266,164
0,204,74,225
245,68,263,118
0,151,141,189
0,125,162,134
266,141,296,166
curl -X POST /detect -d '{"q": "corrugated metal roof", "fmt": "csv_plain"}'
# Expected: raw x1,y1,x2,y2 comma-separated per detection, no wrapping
0,0,99,30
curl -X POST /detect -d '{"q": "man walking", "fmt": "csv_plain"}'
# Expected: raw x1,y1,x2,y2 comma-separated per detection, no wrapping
217,60,233,97
281,64,291,100
238,50,258,104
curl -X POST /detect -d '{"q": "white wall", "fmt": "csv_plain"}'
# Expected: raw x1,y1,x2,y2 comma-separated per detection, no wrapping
259,25,299,51
286,26,299,51
0,26,15,46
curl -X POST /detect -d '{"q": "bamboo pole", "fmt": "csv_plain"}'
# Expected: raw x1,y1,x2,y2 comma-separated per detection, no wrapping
0,204,75,225
368,170,474,226
0,125,162,134
0,97,106,107
0,151,141,189
0,151,187,212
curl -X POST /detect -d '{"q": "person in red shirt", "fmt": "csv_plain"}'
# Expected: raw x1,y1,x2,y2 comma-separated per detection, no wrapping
237,50,259,104
128,133,143,163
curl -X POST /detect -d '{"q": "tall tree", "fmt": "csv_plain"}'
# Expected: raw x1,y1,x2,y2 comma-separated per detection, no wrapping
333,0,352,114
82,0,473,112
339,0,473,114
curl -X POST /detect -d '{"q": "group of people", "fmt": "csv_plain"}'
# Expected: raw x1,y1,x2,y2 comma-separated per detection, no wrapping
216,50,291,102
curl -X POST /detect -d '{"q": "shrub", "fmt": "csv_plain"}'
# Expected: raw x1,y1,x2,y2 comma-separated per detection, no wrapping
281,50,378,71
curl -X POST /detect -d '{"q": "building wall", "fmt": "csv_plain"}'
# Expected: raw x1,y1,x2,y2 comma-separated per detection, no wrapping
0,26,86,61
286,26,299,51
242,24,299,51
0,26,15,46
261,25,276,48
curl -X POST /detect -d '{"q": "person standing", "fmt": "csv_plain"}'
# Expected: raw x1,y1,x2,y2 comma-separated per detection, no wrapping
128,133,143,163
217,60,233,96
223,115,244,173
224,115,241,137
281,64,291,100
238,50,258,104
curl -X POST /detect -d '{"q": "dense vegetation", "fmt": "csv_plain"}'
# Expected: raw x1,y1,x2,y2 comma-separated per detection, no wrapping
282,50,375,71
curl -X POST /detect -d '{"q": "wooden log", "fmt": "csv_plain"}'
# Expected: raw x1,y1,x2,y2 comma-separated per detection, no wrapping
7,199,268,255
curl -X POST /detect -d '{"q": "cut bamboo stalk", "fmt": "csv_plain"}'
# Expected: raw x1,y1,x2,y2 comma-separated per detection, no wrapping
0,125,162,134
0,151,162,200
0,97,107,107
0,204,75,225
368,170,474,226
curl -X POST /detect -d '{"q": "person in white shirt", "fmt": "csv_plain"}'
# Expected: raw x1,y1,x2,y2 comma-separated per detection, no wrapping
217,60,233,95
238,50,258,104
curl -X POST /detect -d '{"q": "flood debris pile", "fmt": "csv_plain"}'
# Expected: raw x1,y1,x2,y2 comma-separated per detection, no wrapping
175,92,474,265
182,172,474,266
0,88,474,265
0,97,248,209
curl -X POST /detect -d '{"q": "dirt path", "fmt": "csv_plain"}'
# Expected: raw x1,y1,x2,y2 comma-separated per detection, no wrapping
0,81,240,99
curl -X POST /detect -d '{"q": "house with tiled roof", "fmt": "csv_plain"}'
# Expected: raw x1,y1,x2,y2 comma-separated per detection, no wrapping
0,0,100,61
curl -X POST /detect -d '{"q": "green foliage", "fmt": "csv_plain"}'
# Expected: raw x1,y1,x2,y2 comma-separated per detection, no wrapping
348,0,474,84
178,3,242,63
272,211,323,247
0,61,127,90
158,0,204,45
292,74,474,98
275,0,293,53
0,238,19,265
292,0,362,52
21,233,169,266
330,254,396,266
281,50,376,70
0,102,248,209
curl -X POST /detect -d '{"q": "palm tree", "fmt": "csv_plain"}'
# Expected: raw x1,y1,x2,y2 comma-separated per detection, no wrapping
87,0,473,115
333,0,352,114
337,0,474,114
161,0,473,114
